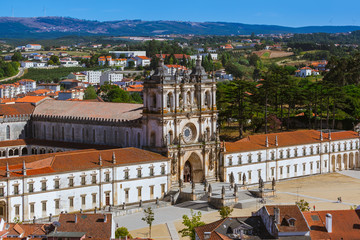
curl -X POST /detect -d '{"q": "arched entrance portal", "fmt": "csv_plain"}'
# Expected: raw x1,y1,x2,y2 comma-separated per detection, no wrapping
183,153,204,183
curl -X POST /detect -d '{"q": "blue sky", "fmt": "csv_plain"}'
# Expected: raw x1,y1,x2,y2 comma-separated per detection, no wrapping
1,0,359,27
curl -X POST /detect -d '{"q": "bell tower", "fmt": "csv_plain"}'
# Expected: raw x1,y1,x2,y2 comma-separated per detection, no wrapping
143,55,220,185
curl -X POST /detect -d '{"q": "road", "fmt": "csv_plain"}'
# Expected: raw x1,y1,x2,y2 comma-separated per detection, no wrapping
0,68,25,82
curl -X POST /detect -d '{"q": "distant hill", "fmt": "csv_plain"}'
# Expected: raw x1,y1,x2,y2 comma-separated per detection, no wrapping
1,17,360,39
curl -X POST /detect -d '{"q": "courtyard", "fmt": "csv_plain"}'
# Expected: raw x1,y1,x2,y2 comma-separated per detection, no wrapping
113,171,360,239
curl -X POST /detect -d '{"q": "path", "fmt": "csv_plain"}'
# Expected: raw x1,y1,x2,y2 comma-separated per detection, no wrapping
113,205,215,231
338,169,360,179
0,68,25,82
166,222,180,240
277,191,354,206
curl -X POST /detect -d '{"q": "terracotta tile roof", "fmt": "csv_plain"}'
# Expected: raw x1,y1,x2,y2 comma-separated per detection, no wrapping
15,96,51,104
0,103,35,116
0,147,168,179
33,100,142,121
136,56,150,60
18,79,35,82
195,219,224,240
0,138,113,149
303,209,360,240
265,205,310,233
225,130,359,153
0,98,16,104
6,223,51,237
56,214,112,239
155,54,190,59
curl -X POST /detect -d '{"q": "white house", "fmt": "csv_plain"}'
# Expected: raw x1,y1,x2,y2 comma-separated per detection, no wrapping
134,56,151,67
109,51,147,58
221,130,360,185
25,44,42,50
295,67,320,78
68,72,88,82
18,79,37,93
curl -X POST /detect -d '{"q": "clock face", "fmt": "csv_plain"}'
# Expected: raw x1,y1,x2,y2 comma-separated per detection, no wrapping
182,123,196,143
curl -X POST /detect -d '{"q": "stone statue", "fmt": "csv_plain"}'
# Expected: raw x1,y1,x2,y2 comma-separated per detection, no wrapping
179,178,183,188
230,172,235,187
259,177,264,190
204,179,208,191
171,157,177,175
242,173,246,186
208,184,212,194
272,177,276,190
192,181,196,190
221,186,226,199
234,184,238,196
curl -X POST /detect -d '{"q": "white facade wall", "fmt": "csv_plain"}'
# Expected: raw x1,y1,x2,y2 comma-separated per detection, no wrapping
0,160,169,222
100,72,123,85
86,71,102,84
222,138,360,184
109,51,147,58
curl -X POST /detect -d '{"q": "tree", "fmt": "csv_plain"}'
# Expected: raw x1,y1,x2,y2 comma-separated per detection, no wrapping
50,55,60,65
128,61,135,69
142,207,155,238
84,86,98,100
248,54,260,67
296,199,310,211
11,52,23,62
218,206,233,219
179,210,205,240
115,227,131,239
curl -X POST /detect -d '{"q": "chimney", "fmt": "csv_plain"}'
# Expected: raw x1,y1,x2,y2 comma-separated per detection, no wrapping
6,162,10,178
274,207,280,224
320,131,323,141
325,213,332,233
328,131,332,141
112,152,116,164
275,136,278,147
74,214,77,223
22,160,26,176
99,154,102,166
104,214,107,223
265,136,269,147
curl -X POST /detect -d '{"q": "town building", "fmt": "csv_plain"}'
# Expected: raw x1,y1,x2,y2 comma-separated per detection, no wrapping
99,71,124,85
25,44,42,50
37,83,61,92
85,71,102,84
134,56,151,67
58,88,85,101
67,72,88,82
295,67,320,77
109,51,147,58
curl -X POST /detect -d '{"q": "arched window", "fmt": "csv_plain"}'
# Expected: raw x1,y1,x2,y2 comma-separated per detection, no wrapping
167,92,174,111
150,132,156,147
204,91,211,108
14,149,19,155
22,148,28,155
137,132,141,147
6,125,10,140
168,131,173,145
126,131,129,147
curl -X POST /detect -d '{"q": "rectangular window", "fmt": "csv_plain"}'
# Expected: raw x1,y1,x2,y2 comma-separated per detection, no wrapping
228,157,232,166
30,203,35,213
295,165,298,172
325,161,327,168
15,206,19,216
150,186,154,199
92,194,96,204
69,198,74,208
137,169,142,178
92,175,97,184
0,188,4,197
310,162,313,170
332,145,335,152
271,152,275,160
125,189,129,202
124,171,129,180
81,196,86,205
54,180,60,189
69,178,74,187
29,183,34,193
317,161,320,169
81,176,86,185
42,202,46,212
280,151,283,159
280,167,283,175
316,146,320,154
303,148,306,156
41,182,46,191
287,166,290,174
294,149,298,157
138,187,142,198
303,164,306,171
150,168,154,176
161,166,166,175
248,171,252,180
325,145,328,153
258,154,261,162
271,168,275,176
14,185,19,195
55,199,60,209
105,173,110,182
248,155,252,163
257,170,261,179
238,155,242,165
287,150,290,158
310,147,314,155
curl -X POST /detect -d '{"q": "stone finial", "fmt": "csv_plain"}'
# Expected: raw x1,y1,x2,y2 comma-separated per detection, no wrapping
328,131,332,141
99,154,102,166
320,131,323,141
192,181,195,190
22,160,26,176
265,136,269,147
6,162,10,178
112,152,116,164
275,136,278,147
221,186,225,199
208,184,212,194
234,184,238,196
